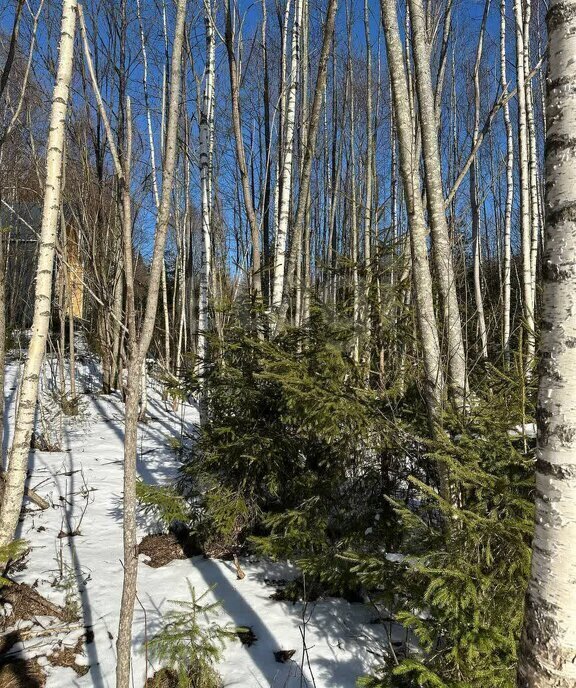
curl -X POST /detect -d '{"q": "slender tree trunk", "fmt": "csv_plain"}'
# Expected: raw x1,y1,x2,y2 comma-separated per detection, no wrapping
362,0,374,367
114,2,187,685
524,0,540,325
390,99,401,378
262,0,272,308
517,2,576,683
276,0,338,330
111,266,123,390
0,0,77,548
299,0,311,326
470,0,491,362
0,209,6,459
59,234,67,398
346,33,359,362
501,0,513,364
433,0,455,120
160,262,170,371
380,0,444,421
64,226,76,400
514,0,535,371
324,50,340,309
273,0,292,253
225,0,262,304
197,0,216,410
272,0,302,310
408,0,468,404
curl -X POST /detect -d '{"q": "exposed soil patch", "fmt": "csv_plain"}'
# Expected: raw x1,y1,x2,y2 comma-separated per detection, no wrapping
138,533,187,568
145,668,179,688
48,636,89,677
0,584,80,685
0,582,66,628
237,626,258,646
0,631,21,656
0,657,45,688
138,528,204,569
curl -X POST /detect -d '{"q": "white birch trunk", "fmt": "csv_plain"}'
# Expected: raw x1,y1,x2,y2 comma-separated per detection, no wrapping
0,0,77,548
300,0,311,326
362,0,373,359
272,0,302,310
523,0,541,324
276,0,338,331
514,0,535,371
501,0,513,363
197,0,215,397
518,2,576,683
273,0,292,252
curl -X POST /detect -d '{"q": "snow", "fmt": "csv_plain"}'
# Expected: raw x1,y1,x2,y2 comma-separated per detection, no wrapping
2,359,392,687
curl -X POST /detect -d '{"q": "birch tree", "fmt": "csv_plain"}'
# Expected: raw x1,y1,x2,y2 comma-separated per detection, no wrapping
276,0,338,330
113,1,188,684
514,0,535,372
524,0,541,324
380,0,444,419
501,0,514,363
272,0,302,310
362,0,374,359
0,0,77,548
407,0,468,404
197,0,216,398
517,0,576,683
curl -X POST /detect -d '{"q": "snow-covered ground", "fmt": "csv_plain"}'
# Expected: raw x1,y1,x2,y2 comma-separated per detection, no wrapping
2,359,390,687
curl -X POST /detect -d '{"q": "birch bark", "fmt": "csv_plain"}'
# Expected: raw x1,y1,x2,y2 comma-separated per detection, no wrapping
524,0,541,325
518,1,576,684
0,0,77,548
362,0,373,358
272,0,302,310
514,0,535,371
276,0,338,331
501,0,514,363
407,0,468,404
380,0,443,419
197,0,216,400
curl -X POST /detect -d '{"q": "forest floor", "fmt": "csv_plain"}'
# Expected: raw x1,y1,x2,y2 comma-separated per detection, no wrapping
0,358,390,687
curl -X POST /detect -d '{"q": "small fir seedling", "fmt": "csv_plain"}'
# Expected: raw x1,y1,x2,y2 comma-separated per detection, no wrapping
148,582,236,688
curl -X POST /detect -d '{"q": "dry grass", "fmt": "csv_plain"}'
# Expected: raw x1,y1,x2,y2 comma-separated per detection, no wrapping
0,658,45,688
0,582,84,685
0,581,66,630
138,533,188,568
145,668,179,688
48,636,89,677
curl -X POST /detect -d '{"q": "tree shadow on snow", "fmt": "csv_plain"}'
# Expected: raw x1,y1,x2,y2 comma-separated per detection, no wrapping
61,451,108,688
134,555,386,687
135,556,302,687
